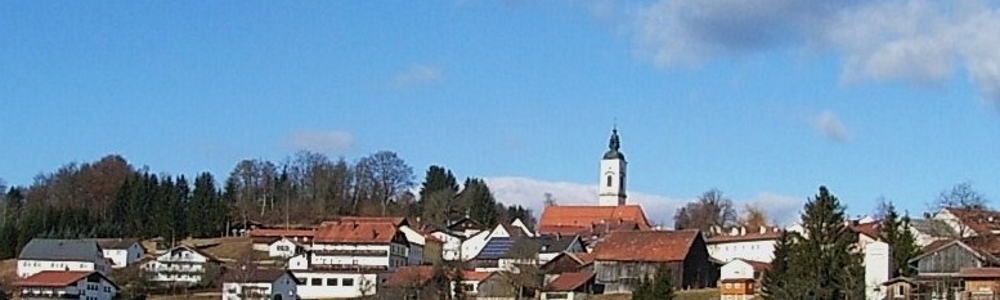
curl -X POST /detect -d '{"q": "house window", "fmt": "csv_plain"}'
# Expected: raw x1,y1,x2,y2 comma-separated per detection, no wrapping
311,278,322,286
896,285,905,296
343,278,355,286
327,278,338,286
297,277,307,285
277,245,289,251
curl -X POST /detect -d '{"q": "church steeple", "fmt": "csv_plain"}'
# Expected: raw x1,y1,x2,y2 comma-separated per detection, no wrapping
599,127,627,206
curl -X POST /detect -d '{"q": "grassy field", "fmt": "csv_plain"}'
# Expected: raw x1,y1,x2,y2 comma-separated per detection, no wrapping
591,289,720,300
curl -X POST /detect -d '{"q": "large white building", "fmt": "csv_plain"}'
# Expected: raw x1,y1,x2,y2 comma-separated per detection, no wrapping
17,239,109,278
289,218,410,299
705,226,782,263
142,245,221,286
221,268,298,300
13,271,118,300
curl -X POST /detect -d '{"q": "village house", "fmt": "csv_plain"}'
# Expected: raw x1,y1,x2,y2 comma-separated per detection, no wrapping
142,245,222,286
17,239,109,278
909,218,959,246
705,226,782,263
89,238,145,269
380,265,441,300
474,271,543,300
268,237,305,258
536,205,651,246
592,230,717,294
288,218,409,299
882,277,918,300
717,259,768,300
249,228,316,252
933,207,1000,238
221,268,298,300
455,270,492,298
956,267,1000,299
542,252,595,278
541,271,599,300
910,239,1000,298
13,271,118,300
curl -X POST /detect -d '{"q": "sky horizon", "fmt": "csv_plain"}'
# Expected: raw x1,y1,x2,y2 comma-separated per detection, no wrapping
3,1,999,226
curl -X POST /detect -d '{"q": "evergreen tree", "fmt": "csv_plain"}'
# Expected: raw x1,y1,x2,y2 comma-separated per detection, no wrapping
650,264,676,299
760,231,795,299
631,276,652,300
189,173,220,238
459,178,497,227
798,186,864,299
878,202,920,277
419,166,459,225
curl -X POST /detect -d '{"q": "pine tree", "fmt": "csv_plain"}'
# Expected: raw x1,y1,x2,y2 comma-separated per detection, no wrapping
631,276,652,300
760,231,802,300
650,264,676,299
879,202,920,278
460,178,498,227
799,186,864,300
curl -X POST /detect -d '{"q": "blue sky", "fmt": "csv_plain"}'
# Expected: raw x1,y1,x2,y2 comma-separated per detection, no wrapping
2,1,999,226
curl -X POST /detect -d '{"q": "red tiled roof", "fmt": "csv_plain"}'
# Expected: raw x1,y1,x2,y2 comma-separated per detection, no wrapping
462,271,491,281
15,271,94,287
314,221,400,244
249,229,316,238
945,207,1000,235
958,267,1000,278
571,252,596,266
592,230,700,262
539,205,651,232
329,216,408,227
736,259,770,272
850,222,881,239
383,266,435,287
545,271,594,292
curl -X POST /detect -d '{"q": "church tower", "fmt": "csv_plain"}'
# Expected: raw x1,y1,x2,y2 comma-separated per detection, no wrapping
599,128,627,206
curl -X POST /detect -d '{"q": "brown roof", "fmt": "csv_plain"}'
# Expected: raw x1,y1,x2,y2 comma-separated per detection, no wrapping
314,221,400,244
570,252,596,266
945,207,1000,235
329,216,408,227
545,271,594,292
735,259,770,272
15,271,95,287
592,230,701,262
383,266,435,287
539,205,651,232
958,267,1000,278
249,229,316,238
222,268,295,283
850,222,881,239
462,270,491,281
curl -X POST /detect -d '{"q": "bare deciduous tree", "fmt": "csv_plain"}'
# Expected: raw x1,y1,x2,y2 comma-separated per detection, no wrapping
673,189,737,232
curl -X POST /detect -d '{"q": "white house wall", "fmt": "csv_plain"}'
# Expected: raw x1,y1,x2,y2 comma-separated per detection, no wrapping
707,239,777,263
17,260,100,278
720,260,754,280
293,272,380,299
269,239,300,258
222,273,298,300
19,276,117,300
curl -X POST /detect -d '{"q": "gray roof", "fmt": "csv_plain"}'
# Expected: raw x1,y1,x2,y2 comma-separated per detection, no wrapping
911,219,959,238
18,239,101,262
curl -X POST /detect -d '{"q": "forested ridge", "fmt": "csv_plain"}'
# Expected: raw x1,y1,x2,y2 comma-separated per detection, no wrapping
0,151,534,259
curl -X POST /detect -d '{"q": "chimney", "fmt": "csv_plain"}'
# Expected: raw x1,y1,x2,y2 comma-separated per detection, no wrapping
739,227,746,236
760,226,767,234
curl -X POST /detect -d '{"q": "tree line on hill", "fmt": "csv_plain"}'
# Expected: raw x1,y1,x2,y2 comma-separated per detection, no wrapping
0,151,534,260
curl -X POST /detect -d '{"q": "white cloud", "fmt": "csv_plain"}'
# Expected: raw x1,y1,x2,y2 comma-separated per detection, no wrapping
483,176,804,228
281,131,354,154
814,110,850,142
627,0,1000,105
391,64,444,88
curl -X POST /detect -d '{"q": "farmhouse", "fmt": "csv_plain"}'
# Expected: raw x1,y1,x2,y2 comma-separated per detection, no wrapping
592,230,717,293
14,271,118,300
17,239,109,278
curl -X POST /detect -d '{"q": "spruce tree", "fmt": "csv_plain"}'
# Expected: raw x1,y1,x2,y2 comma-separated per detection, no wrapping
650,264,676,300
878,203,920,278
799,186,864,299
760,231,806,299
631,276,652,300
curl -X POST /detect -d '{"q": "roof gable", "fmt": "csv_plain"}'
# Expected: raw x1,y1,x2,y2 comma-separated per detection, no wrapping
89,238,140,250
592,230,701,262
545,271,594,292
538,205,651,233
18,239,101,262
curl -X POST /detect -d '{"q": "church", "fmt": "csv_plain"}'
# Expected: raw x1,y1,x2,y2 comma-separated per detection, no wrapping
537,128,652,238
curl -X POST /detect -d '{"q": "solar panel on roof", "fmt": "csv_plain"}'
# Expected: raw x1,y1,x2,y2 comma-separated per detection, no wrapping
476,237,515,260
